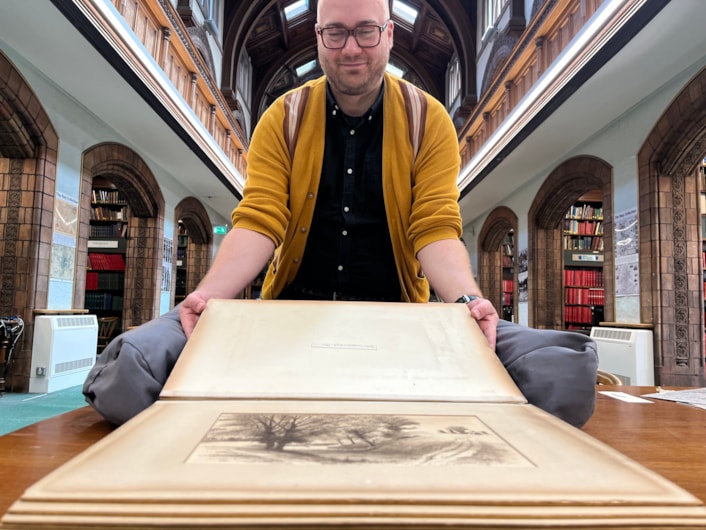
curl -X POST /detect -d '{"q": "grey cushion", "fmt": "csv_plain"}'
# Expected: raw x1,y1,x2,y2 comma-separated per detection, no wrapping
495,320,598,427
83,306,186,426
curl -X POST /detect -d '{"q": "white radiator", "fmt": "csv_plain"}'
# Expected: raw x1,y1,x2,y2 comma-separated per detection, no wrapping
589,327,654,385
29,315,98,393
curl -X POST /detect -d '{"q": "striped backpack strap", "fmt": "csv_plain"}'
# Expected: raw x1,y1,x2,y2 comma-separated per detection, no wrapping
283,80,427,163
283,86,311,159
398,79,427,164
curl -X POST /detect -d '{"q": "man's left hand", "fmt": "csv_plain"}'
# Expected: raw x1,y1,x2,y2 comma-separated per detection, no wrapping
464,297,499,350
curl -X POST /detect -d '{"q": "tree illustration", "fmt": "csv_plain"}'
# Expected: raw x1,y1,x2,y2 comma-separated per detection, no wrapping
246,414,333,451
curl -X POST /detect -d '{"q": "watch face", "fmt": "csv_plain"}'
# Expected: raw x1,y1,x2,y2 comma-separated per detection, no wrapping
456,295,478,304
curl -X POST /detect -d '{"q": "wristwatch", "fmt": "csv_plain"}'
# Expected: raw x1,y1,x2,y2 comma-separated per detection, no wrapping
455,294,480,304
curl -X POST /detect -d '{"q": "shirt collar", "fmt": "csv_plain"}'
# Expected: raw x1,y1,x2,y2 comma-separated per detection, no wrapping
326,80,385,127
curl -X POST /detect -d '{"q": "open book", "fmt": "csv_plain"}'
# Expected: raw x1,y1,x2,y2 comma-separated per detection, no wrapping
4,300,706,529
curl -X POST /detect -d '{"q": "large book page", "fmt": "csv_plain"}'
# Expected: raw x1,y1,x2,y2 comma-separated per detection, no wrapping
161,299,525,403
5,400,706,529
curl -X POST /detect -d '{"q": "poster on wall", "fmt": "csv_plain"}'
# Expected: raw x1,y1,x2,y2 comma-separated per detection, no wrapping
162,237,173,293
53,194,78,237
50,193,79,281
518,249,528,302
614,207,639,297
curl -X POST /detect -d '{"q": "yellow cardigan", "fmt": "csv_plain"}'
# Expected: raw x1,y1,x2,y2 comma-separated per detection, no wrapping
232,73,462,302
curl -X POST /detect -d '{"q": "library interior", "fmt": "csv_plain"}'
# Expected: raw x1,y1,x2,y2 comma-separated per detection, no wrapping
1,0,706,527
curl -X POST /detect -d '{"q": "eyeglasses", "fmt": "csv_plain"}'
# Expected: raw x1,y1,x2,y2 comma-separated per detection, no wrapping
316,21,389,49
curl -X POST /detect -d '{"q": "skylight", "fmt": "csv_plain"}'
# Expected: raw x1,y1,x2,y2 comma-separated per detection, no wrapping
393,0,418,25
284,0,309,22
386,63,406,78
296,59,317,78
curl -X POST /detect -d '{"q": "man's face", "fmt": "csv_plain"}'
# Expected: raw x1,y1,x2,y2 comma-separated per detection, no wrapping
316,0,393,100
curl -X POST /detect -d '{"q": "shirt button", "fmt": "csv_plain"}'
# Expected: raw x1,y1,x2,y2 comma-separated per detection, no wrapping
349,129,355,135
343,206,350,213
337,265,344,271
342,230,348,236
347,168,353,175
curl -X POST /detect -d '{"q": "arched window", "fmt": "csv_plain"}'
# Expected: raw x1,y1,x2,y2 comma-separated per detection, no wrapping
446,56,461,110
482,0,506,37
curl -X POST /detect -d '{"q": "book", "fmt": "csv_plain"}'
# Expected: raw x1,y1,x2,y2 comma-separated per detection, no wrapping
3,299,706,529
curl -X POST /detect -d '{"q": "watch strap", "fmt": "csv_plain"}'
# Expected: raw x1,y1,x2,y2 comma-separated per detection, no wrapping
455,294,479,304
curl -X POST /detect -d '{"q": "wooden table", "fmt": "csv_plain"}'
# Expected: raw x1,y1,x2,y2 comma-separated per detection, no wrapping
583,385,706,502
0,386,705,517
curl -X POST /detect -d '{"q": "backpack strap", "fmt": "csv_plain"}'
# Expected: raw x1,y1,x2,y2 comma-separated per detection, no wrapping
283,80,427,163
283,86,311,160
397,79,427,163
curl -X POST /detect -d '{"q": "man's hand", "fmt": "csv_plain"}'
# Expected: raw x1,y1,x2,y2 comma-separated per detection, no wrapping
176,228,276,338
416,238,499,348
463,297,499,350
178,291,211,338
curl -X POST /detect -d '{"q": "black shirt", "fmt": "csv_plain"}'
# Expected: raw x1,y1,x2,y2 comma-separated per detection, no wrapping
280,83,401,302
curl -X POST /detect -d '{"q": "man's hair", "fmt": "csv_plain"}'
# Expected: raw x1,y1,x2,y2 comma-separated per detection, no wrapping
317,0,391,22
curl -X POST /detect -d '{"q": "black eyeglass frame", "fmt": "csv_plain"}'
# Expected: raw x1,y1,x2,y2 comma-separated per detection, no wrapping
316,21,389,49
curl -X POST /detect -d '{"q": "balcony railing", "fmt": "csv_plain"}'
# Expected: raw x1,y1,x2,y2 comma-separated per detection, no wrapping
108,0,248,180
458,0,605,168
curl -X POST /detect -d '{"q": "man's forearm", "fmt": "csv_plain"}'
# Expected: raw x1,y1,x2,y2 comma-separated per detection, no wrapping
417,238,482,302
195,227,275,299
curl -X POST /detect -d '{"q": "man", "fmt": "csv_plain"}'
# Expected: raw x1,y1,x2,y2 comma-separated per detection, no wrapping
83,0,597,428
179,0,498,346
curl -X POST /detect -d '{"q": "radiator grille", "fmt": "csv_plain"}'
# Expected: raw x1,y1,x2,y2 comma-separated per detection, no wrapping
55,357,94,374
55,316,96,328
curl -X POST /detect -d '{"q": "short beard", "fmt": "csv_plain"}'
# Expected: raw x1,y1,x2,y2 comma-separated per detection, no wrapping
319,53,387,98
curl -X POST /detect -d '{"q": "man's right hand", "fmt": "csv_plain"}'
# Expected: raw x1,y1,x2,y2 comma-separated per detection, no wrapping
178,291,211,338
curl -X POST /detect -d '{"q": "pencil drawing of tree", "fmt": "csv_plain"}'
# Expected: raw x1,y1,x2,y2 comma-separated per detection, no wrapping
333,415,419,449
245,414,333,451
194,413,530,467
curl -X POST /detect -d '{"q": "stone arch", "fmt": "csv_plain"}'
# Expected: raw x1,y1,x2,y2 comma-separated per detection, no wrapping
478,206,518,320
528,156,613,329
481,34,518,94
174,197,213,300
638,65,706,386
0,51,59,391
80,143,165,328
186,26,217,81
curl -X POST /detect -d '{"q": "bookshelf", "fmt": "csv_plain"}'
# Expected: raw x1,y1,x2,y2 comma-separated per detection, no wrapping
501,231,514,322
563,193,604,332
175,222,188,304
85,182,128,334
89,188,128,238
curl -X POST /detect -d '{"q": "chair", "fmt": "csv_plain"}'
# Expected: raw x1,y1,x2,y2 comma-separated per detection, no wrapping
96,316,119,354
596,369,623,386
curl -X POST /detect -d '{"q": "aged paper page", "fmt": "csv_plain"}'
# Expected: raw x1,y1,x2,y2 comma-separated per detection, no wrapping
162,299,524,403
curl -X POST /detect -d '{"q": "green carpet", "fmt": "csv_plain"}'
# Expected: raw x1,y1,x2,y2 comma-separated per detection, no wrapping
0,385,87,436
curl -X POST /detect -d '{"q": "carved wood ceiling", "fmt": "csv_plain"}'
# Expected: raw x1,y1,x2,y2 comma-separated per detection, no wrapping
221,0,476,130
